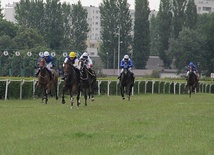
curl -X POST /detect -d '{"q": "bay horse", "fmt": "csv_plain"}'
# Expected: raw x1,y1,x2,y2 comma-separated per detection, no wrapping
119,62,134,101
35,57,58,104
78,59,97,105
62,61,81,109
186,66,198,98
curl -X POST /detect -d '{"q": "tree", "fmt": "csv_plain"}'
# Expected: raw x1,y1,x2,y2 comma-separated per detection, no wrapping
99,0,132,69
0,0,4,19
149,14,159,56
156,0,172,68
15,0,32,27
168,27,205,73
61,3,73,50
171,0,187,39
184,0,197,29
133,0,150,69
0,19,18,49
201,13,214,75
14,27,46,49
70,1,89,51
44,0,64,50
116,0,132,59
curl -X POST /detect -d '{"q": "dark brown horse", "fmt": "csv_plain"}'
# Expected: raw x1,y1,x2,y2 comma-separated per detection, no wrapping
119,62,134,101
34,58,58,103
62,61,81,109
78,59,97,105
186,66,198,98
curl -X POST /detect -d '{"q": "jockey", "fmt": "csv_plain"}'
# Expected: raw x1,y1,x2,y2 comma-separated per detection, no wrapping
62,51,80,80
118,54,134,79
186,62,198,80
35,51,55,81
79,52,94,74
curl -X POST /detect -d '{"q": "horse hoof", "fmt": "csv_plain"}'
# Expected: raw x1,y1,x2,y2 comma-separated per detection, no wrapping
91,98,94,101
122,97,125,100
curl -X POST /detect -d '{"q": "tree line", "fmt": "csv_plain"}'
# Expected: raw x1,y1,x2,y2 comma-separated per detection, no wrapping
0,0,214,76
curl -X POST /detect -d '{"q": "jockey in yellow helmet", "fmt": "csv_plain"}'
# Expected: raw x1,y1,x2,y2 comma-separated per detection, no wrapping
61,51,79,80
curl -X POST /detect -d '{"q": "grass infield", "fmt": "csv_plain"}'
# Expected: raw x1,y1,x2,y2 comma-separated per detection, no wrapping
0,94,213,155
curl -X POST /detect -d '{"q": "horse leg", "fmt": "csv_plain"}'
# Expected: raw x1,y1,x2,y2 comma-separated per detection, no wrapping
62,86,66,104
84,88,88,106
70,90,74,109
45,88,48,104
77,88,81,107
42,87,47,103
90,84,95,101
127,86,131,101
91,88,94,101
189,86,192,98
54,82,58,100
33,81,39,99
120,86,125,100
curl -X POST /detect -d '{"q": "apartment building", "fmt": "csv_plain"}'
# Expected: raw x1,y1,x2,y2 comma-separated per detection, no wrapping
195,0,214,13
2,1,214,56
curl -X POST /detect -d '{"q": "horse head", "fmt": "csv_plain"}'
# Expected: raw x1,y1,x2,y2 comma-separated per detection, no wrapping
189,66,193,72
78,59,88,79
123,62,129,75
63,62,73,80
79,59,87,71
39,58,46,69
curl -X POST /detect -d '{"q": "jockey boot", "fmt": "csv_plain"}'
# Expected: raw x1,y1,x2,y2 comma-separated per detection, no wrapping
61,76,65,80
35,68,40,76
132,72,135,79
118,73,122,79
89,68,95,76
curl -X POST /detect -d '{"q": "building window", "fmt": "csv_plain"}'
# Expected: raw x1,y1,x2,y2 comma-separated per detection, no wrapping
90,44,95,48
90,52,95,56
95,22,98,25
203,7,212,12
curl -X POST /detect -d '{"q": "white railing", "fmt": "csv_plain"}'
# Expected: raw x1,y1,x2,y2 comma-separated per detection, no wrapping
0,79,213,100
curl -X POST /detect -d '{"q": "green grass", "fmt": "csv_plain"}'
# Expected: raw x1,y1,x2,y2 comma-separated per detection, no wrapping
0,94,214,155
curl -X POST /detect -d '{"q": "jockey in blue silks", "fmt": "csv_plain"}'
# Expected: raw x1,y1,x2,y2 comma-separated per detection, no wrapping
186,62,198,80
35,51,55,80
118,54,134,79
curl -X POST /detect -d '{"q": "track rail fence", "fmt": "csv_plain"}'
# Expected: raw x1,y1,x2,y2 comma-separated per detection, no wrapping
0,79,213,100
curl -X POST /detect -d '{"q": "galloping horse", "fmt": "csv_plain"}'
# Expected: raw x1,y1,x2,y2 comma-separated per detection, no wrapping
79,59,97,105
119,62,134,101
186,66,198,98
62,61,81,109
35,57,58,103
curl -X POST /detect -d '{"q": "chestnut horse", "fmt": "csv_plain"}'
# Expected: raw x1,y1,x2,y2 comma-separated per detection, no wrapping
62,61,81,109
35,58,58,103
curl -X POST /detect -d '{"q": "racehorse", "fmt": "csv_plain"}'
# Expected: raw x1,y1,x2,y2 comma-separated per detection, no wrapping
119,62,134,101
79,59,97,105
34,57,58,103
61,61,81,109
186,66,198,98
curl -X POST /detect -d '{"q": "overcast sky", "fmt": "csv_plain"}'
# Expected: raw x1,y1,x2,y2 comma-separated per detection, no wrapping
2,0,160,10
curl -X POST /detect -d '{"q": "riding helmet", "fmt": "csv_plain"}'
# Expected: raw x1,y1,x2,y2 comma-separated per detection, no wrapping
44,51,49,56
69,51,76,58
